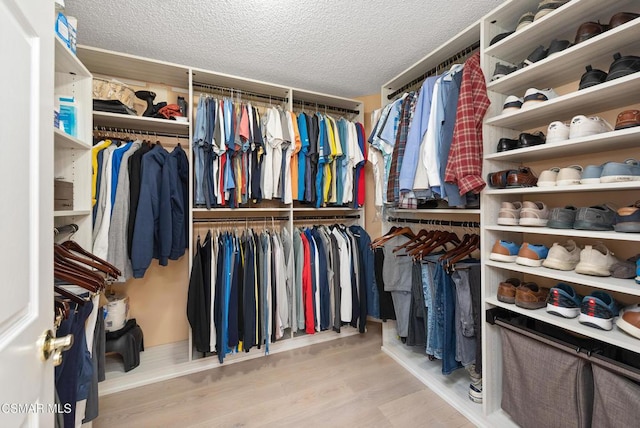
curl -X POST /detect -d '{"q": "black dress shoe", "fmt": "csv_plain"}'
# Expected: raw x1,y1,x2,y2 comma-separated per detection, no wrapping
605,52,640,82
497,138,519,152
517,131,546,149
579,65,607,89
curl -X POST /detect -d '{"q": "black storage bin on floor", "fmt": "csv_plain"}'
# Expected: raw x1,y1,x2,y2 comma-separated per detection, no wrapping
105,319,144,372
500,328,593,428
592,364,640,426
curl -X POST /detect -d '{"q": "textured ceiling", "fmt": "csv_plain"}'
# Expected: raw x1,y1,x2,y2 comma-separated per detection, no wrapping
65,0,505,98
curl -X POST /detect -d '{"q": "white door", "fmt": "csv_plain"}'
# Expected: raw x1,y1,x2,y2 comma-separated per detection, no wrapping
0,0,55,426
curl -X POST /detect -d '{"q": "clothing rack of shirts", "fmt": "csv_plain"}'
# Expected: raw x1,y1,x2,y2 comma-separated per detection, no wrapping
192,81,289,104
55,223,79,236
386,40,480,100
292,99,360,116
93,127,189,139
387,216,479,229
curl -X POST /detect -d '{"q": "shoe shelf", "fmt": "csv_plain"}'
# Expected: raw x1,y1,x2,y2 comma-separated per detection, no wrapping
54,128,91,150
484,0,639,65
485,126,640,163
486,72,640,130
486,297,640,354
487,18,640,96
483,181,640,195
92,111,190,135
486,260,640,298
387,208,481,215
485,225,640,243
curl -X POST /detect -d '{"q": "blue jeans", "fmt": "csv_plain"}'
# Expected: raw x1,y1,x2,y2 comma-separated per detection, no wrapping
437,261,462,375
422,263,438,357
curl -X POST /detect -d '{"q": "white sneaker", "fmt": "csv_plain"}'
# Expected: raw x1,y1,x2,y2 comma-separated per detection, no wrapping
522,88,559,108
547,121,570,143
503,95,523,114
575,243,619,277
497,201,523,225
519,201,550,226
542,240,581,271
569,115,614,139
556,165,583,186
537,167,560,187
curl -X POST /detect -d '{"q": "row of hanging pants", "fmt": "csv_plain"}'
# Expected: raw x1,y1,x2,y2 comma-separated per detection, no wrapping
380,236,482,376
187,224,376,363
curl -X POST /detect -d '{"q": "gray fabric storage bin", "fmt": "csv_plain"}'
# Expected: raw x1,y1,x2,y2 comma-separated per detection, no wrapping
592,364,640,427
500,328,593,428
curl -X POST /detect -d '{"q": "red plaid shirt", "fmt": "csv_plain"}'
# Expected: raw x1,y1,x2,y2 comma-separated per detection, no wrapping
444,52,489,195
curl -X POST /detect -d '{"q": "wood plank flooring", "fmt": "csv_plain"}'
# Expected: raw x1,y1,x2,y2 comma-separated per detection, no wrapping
95,322,476,428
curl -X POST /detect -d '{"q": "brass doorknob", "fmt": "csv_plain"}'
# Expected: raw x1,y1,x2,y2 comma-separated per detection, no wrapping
38,329,73,366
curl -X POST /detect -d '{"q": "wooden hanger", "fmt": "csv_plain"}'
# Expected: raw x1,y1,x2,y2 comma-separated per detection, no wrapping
371,227,415,249
60,240,121,278
54,285,89,305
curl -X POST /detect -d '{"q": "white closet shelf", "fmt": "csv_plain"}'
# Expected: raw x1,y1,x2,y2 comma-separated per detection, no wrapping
54,128,91,150
485,72,640,130
192,207,290,213
54,210,91,217
388,208,481,215
485,260,640,297
486,297,640,354
484,0,638,64
485,225,640,242
293,207,361,212
483,181,640,195
77,45,189,88
485,126,640,163
291,88,362,111
192,67,291,99
487,19,640,96
93,111,190,134
55,37,91,78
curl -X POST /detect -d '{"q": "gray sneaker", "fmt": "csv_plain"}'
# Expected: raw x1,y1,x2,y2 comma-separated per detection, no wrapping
573,204,616,231
548,205,577,229
491,63,518,81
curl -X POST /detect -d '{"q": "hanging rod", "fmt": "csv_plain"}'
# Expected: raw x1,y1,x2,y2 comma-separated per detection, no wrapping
93,126,189,139
292,214,360,222
192,81,288,103
387,40,480,100
387,216,479,228
292,99,360,116
54,223,78,235
193,216,289,223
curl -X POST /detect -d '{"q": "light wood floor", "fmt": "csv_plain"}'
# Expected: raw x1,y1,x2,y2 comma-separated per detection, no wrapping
95,322,475,428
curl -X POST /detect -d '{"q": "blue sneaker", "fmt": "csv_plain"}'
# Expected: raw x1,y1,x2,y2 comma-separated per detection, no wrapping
515,242,549,267
489,240,520,263
578,291,619,330
600,158,640,183
547,283,582,318
636,259,640,284
580,164,604,184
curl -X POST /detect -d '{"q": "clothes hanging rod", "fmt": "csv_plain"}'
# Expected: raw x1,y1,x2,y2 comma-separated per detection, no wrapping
192,81,289,103
387,216,479,228
387,40,480,100
292,214,360,221
93,126,190,139
291,99,360,116
193,216,289,223
54,223,78,235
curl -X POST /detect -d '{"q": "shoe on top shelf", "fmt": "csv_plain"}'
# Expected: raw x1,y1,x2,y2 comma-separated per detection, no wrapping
534,0,571,21
516,243,549,267
614,200,640,233
522,88,558,108
574,21,608,45
547,205,578,229
546,121,570,143
573,204,616,231
578,290,619,331
519,201,549,227
516,12,535,31
575,242,619,277
556,165,583,186
599,159,640,183
497,201,522,226
568,115,613,139
542,239,580,271
609,12,640,29
547,282,582,318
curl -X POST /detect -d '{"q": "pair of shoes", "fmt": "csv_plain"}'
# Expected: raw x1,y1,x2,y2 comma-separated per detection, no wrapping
547,204,616,231
617,304,640,339
522,39,572,67
496,132,545,152
537,165,582,186
546,115,613,143
503,88,558,113
498,201,549,226
582,159,640,184
542,240,580,270
615,109,640,130
490,240,549,267
487,167,538,188
614,201,640,232
579,290,619,330
497,278,549,309
579,53,640,89
575,12,640,44
575,242,619,277
534,0,571,21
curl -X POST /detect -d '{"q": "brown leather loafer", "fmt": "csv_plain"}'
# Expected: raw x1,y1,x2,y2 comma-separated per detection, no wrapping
506,167,538,187
497,278,521,304
609,12,640,29
615,109,640,130
515,282,549,309
574,21,608,44
487,169,516,188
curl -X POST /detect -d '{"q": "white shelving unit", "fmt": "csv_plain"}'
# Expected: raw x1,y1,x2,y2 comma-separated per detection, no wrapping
482,0,640,425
